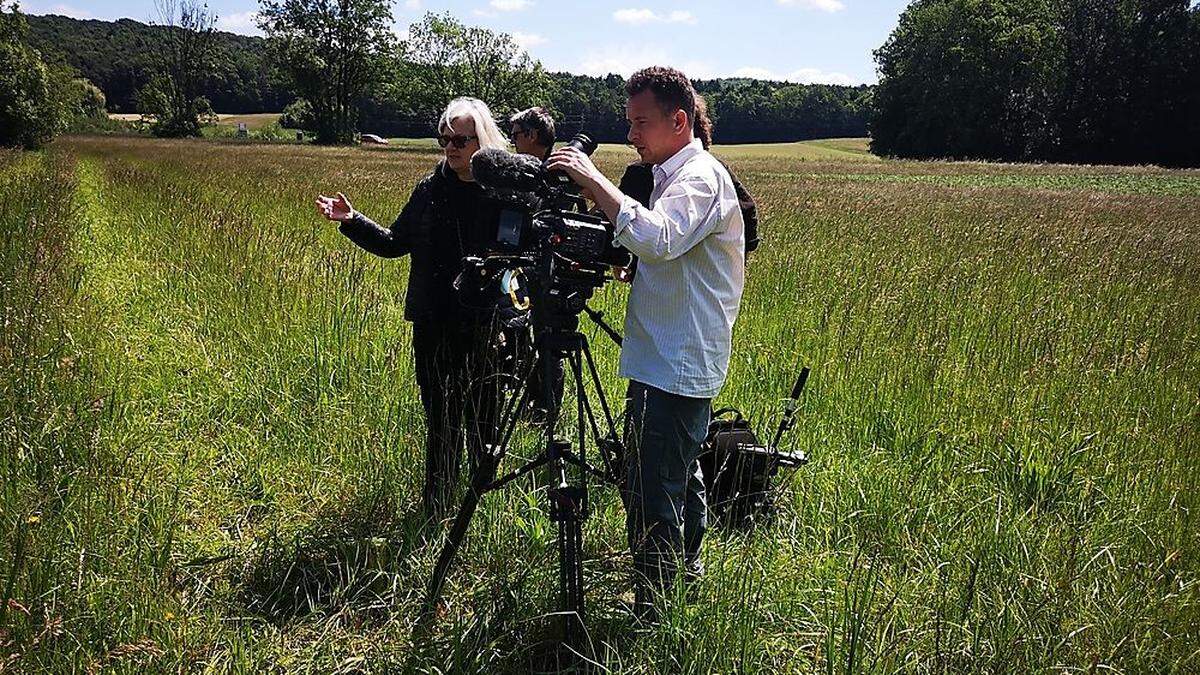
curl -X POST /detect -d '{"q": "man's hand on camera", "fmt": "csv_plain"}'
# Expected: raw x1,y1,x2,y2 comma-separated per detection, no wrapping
546,146,601,187
315,192,356,222
546,148,624,223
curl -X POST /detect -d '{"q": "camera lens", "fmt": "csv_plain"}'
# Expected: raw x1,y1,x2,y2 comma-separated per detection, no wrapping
564,134,597,157
545,134,598,188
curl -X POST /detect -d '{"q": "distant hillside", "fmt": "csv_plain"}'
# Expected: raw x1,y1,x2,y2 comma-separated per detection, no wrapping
26,13,871,142
28,14,289,113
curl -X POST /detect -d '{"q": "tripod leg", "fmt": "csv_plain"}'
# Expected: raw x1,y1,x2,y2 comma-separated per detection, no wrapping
422,462,493,617
580,339,625,482
580,340,619,433
552,484,586,643
420,350,539,621
548,351,588,646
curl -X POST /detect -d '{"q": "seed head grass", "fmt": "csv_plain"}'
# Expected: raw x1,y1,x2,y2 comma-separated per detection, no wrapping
1,136,1197,672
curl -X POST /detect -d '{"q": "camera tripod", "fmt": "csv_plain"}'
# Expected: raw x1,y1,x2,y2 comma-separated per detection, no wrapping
421,314,625,644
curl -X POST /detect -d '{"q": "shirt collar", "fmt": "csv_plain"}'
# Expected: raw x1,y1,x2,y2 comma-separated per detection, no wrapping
653,138,703,181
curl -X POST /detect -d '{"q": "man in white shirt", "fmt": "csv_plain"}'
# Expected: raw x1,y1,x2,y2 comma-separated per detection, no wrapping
547,66,745,617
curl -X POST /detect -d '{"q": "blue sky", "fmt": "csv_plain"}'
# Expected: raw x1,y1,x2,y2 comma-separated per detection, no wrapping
24,0,913,84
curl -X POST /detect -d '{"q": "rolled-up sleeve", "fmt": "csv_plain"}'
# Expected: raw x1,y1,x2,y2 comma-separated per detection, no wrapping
613,175,722,262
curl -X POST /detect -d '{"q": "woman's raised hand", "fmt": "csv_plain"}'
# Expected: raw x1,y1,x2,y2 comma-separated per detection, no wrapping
315,192,355,222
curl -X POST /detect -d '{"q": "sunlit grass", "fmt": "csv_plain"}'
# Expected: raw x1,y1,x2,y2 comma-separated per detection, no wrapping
1,136,1198,672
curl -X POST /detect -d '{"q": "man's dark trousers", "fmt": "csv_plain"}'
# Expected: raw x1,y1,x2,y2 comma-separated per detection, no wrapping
621,380,710,604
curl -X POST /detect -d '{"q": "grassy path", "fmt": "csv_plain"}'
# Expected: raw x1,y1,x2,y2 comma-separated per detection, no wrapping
3,138,1199,672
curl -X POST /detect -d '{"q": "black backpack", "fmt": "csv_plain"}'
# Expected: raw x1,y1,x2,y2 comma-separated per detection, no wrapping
698,407,805,527
617,160,760,257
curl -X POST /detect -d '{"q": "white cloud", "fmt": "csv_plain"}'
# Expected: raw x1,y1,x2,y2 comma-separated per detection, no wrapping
613,9,655,24
216,10,262,36
732,66,859,85
613,8,697,25
37,3,98,19
777,0,846,13
491,0,533,10
791,67,857,85
579,45,664,76
512,32,548,51
578,45,714,78
731,67,775,80
403,0,422,10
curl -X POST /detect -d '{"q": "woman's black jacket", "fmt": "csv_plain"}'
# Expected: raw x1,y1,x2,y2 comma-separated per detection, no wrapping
338,160,505,325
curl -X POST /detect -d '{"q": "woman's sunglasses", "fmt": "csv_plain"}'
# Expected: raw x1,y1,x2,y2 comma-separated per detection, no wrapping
436,134,478,149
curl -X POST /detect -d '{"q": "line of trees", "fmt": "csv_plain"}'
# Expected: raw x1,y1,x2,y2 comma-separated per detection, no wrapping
27,14,289,114
1,3,108,149
23,5,871,146
872,0,1200,166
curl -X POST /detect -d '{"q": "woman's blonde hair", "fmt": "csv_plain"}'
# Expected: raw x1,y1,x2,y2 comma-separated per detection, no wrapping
439,97,508,152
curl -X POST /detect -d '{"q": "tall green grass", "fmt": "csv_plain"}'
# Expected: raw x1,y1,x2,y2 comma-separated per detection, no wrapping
1,136,1197,672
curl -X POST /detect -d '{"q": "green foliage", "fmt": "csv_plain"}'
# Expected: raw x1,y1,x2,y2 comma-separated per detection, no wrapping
72,78,107,119
872,0,1200,166
699,78,873,144
65,114,141,136
279,97,314,131
28,14,291,114
0,3,69,149
137,73,216,137
24,12,872,144
201,119,294,141
258,0,397,145
136,0,221,138
394,11,551,118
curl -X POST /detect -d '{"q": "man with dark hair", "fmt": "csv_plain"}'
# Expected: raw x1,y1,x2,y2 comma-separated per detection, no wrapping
547,66,745,619
508,106,556,161
620,93,760,259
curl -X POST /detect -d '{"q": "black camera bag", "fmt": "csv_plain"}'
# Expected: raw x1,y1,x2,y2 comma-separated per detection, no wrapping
699,407,780,526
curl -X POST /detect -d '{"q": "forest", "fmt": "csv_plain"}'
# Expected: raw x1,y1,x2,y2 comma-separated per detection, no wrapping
26,13,872,145
871,0,1200,166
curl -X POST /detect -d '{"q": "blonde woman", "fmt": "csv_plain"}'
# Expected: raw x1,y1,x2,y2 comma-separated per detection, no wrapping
316,97,511,518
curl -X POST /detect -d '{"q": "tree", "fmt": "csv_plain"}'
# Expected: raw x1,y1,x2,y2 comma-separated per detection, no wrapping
28,14,291,114
394,12,550,121
1053,0,1199,165
73,79,107,120
21,12,876,145
870,0,1053,160
0,2,70,149
279,98,314,131
258,0,396,145
137,0,219,137
871,0,1200,166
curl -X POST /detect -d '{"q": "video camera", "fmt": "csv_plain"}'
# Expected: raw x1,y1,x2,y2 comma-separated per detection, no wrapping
459,134,631,329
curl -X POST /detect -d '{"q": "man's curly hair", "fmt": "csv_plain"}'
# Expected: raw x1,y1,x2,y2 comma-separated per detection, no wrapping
626,66,697,122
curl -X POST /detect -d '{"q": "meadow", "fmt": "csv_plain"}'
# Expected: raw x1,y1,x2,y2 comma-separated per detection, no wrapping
2,134,1198,673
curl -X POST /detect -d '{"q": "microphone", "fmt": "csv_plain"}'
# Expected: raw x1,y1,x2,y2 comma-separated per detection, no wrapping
471,148,545,196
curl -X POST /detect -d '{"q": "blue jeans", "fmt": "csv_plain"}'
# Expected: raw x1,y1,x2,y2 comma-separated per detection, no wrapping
622,380,710,596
